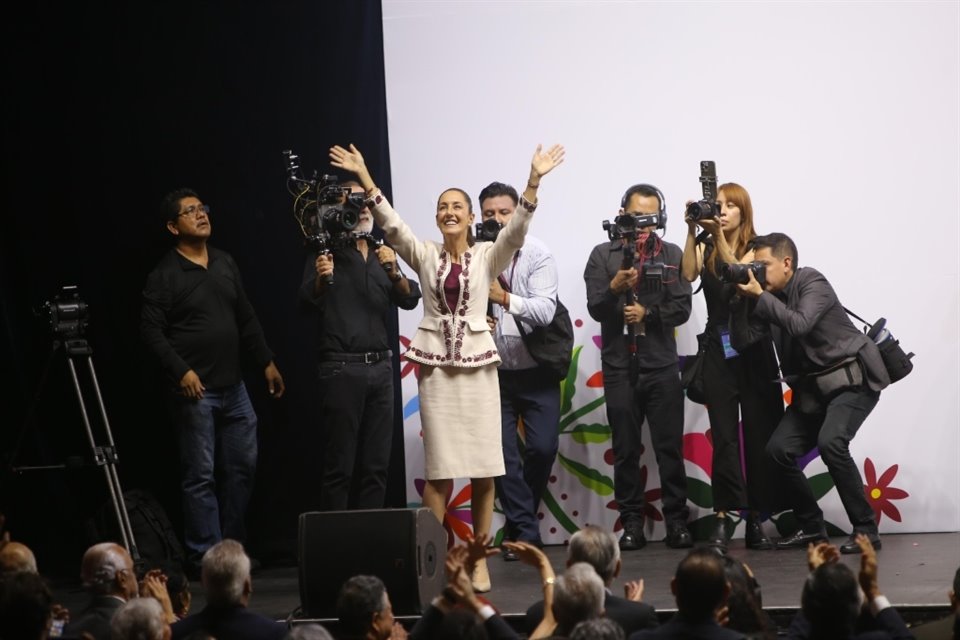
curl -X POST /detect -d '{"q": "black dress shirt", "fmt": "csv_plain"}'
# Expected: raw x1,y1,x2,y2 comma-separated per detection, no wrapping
584,239,692,370
141,246,274,389
299,242,421,356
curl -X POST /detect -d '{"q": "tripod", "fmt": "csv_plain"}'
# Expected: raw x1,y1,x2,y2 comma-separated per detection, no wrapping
11,297,140,562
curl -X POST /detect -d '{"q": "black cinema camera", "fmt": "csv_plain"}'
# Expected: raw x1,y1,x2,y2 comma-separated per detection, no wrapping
602,213,661,241
42,285,89,339
475,219,503,242
719,261,766,286
283,150,362,256
685,160,720,222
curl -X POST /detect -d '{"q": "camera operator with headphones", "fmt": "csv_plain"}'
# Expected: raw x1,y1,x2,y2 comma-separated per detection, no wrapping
583,184,693,551
299,181,422,512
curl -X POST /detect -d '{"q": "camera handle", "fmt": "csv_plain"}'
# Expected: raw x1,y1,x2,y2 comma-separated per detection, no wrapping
9,337,140,563
620,236,642,386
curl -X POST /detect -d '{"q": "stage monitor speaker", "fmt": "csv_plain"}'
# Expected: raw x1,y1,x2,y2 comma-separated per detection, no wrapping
298,508,446,618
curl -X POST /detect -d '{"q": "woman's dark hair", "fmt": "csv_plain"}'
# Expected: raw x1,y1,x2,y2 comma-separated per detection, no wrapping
434,608,489,640
722,555,774,639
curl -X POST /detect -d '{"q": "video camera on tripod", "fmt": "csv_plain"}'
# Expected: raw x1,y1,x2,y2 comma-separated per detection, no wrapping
283,150,366,284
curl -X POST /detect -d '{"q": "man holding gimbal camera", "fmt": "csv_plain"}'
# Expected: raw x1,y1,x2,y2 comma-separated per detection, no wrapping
584,184,693,551
730,232,889,554
299,181,422,511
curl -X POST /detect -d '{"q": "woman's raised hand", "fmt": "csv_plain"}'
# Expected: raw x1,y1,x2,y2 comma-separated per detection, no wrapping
329,144,377,194
530,144,566,181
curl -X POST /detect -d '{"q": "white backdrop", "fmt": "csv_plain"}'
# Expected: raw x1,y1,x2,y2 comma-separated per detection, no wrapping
380,0,960,543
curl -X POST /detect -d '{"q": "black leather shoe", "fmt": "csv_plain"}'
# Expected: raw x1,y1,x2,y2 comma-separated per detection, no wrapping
745,516,774,550
619,526,647,551
839,532,881,554
775,528,828,550
501,546,520,562
665,523,693,549
707,516,731,549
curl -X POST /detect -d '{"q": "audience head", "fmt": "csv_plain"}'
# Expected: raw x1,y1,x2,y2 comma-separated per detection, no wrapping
551,562,605,634
336,575,394,639
568,525,621,585
201,539,252,607
672,547,729,622
0,541,38,574
951,565,960,611
721,555,770,636
162,566,191,618
80,542,138,600
285,623,335,640
801,561,861,636
110,596,170,640
570,617,625,640
0,571,52,640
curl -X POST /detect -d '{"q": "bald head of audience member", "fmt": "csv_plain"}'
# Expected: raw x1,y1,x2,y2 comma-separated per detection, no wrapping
80,542,138,601
567,525,621,586
201,539,252,608
0,541,38,574
672,548,730,623
111,597,171,640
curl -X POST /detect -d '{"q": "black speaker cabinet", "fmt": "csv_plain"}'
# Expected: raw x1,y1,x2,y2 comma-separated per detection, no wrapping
298,508,446,618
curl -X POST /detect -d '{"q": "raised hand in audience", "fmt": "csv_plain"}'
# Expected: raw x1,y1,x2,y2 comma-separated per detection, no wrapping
624,578,644,602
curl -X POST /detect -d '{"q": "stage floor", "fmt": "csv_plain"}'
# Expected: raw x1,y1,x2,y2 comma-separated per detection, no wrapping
52,532,959,631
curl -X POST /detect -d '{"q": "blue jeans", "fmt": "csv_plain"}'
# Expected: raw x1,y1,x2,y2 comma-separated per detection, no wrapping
169,382,258,564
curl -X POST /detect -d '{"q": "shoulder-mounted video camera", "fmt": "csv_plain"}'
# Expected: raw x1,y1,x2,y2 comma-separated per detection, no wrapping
601,213,662,241
686,160,720,222
283,150,362,256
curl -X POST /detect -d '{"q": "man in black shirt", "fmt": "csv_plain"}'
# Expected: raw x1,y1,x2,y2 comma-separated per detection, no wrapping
584,184,693,551
141,188,285,574
300,182,421,511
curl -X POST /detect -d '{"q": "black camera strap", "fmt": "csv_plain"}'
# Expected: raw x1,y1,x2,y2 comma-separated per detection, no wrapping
842,306,873,329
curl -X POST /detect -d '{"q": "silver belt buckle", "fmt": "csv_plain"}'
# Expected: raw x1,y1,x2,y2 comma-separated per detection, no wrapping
364,352,376,364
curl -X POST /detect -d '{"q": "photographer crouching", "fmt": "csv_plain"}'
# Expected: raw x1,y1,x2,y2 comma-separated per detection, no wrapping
299,181,422,511
729,233,889,554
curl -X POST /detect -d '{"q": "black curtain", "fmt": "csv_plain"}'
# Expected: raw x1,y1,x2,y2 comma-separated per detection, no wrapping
1,0,402,575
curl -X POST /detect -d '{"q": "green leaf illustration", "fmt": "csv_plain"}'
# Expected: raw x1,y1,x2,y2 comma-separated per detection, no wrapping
557,453,614,496
560,345,583,414
685,477,714,510
541,487,581,535
559,396,607,432
808,472,836,501
569,423,612,444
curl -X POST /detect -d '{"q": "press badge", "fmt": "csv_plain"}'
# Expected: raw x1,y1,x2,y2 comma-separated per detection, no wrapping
718,325,739,359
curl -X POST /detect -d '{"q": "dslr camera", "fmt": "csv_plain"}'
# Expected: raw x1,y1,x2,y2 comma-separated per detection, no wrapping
475,219,502,242
719,261,766,286
685,160,720,222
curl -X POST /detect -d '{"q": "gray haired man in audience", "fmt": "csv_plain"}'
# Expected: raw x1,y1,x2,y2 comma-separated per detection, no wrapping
171,539,286,640
111,597,170,640
64,542,140,640
525,525,658,635
336,575,407,640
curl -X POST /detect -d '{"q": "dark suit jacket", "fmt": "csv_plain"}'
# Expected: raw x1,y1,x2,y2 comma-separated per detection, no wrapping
525,592,658,636
785,607,913,640
62,595,125,640
410,603,520,640
628,615,746,640
730,266,889,393
171,604,287,640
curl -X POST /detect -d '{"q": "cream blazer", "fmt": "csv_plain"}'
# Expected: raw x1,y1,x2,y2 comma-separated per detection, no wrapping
366,190,534,368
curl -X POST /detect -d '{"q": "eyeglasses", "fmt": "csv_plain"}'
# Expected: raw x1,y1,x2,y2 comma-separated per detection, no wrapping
178,204,210,218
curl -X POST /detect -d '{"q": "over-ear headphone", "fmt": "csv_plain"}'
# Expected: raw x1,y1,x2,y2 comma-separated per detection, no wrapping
620,183,667,230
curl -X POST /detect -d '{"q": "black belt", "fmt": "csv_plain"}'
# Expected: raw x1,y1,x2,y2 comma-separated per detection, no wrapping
320,350,392,364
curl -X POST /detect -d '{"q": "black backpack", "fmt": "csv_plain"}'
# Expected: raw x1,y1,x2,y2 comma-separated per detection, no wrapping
97,489,185,570
517,298,575,382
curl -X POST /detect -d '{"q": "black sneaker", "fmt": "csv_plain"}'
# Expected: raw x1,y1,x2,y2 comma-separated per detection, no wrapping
619,525,647,551
665,522,693,549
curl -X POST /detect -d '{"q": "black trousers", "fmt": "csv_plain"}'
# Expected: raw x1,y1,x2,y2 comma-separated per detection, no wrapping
494,367,561,544
317,358,394,511
604,363,689,527
766,387,880,534
702,338,785,512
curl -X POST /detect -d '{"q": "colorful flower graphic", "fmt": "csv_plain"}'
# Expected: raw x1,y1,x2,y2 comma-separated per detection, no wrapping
412,478,473,548
862,458,909,524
